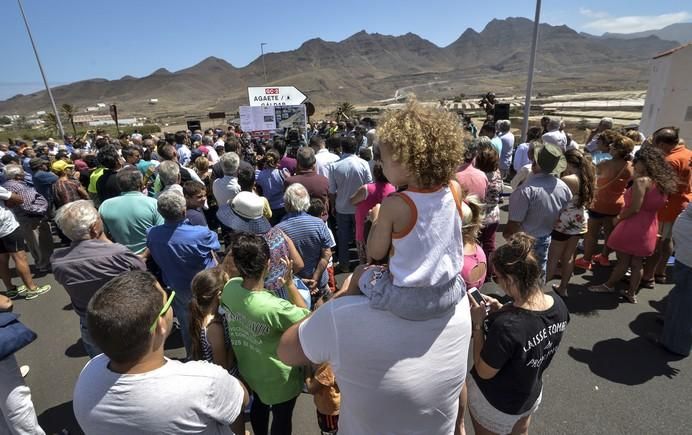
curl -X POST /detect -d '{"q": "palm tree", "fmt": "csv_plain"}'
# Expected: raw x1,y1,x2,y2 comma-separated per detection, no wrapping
61,103,77,136
42,113,59,135
336,101,355,121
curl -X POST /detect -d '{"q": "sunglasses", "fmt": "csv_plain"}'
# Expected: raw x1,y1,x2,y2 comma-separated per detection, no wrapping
149,291,176,333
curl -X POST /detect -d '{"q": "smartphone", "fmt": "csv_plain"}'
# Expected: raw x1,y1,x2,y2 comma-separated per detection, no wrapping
467,287,484,305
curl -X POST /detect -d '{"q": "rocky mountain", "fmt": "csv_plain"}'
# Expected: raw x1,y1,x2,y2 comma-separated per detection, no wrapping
0,17,679,118
603,22,692,44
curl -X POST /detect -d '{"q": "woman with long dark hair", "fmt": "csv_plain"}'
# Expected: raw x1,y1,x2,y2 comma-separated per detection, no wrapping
546,149,595,297
589,146,678,303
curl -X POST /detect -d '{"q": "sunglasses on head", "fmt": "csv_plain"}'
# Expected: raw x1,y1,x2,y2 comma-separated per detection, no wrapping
149,291,176,333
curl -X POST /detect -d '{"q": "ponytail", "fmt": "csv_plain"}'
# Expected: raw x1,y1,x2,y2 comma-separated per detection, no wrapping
188,267,229,361
491,232,541,300
461,194,485,242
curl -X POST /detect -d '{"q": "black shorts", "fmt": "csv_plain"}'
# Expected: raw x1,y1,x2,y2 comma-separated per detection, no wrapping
588,209,617,220
0,227,26,254
551,230,577,242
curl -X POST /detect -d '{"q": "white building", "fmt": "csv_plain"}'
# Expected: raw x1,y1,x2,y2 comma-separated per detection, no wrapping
640,43,692,146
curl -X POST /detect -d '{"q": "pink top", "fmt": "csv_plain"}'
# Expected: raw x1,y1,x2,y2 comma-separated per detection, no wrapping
461,243,487,289
355,182,396,241
455,163,488,199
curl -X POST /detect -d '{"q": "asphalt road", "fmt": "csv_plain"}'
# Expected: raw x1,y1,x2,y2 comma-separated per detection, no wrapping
11,205,691,435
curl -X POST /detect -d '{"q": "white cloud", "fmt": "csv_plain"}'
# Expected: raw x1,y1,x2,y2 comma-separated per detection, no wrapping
579,8,608,19
581,11,692,34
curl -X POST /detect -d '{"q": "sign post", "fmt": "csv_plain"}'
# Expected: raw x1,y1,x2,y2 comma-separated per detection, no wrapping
109,104,120,134
248,86,307,107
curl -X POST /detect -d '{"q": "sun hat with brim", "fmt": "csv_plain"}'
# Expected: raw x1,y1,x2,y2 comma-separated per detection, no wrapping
51,160,75,174
223,191,271,234
534,142,566,176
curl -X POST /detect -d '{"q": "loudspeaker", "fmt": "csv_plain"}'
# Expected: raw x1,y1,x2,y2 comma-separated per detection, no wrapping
186,120,201,131
494,103,510,120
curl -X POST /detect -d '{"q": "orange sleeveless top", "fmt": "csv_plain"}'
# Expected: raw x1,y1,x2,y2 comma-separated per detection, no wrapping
591,161,633,215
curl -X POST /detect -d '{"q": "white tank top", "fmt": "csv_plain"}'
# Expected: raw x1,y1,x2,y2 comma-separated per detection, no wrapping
389,184,464,287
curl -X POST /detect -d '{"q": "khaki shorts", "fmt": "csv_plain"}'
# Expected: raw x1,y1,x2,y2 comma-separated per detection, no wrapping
658,221,674,240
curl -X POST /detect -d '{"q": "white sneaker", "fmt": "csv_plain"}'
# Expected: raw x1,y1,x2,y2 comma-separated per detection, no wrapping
20,365,30,378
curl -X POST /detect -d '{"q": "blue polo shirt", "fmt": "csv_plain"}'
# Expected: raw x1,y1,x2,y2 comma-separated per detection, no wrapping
276,211,332,288
31,170,58,207
146,220,220,294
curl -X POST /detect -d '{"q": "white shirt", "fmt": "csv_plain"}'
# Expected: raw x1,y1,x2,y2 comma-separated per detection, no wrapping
213,175,241,218
299,297,471,435
542,130,568,151
73,356,244,435
315,148,340,180
206,147,220,165
389,186,463,287
513,142,531,172
0,187,19,238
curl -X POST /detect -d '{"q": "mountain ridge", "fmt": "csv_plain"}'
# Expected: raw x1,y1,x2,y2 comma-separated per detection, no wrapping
0,17,681,117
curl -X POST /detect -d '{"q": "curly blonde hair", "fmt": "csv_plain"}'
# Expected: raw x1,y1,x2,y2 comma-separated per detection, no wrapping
377,100,467,187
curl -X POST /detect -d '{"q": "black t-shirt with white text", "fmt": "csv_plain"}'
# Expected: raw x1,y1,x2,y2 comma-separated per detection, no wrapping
471,294,570,414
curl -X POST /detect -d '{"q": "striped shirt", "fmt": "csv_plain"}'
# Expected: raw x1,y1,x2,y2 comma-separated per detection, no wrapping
52,179,83,209
2,180,47,217
276,211,332,288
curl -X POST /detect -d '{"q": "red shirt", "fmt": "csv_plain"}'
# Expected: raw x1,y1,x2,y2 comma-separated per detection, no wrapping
285,170,330,217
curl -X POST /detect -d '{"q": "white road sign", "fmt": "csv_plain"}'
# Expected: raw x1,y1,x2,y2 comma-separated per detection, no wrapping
248,86,307,107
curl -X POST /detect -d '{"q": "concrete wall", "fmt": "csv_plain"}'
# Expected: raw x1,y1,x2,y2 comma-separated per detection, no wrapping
640,45,692,146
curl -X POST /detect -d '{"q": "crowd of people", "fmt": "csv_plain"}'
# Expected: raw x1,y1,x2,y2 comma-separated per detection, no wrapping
0,101,689,434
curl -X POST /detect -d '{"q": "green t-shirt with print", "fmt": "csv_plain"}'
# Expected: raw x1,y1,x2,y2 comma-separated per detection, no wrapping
221,277,310,405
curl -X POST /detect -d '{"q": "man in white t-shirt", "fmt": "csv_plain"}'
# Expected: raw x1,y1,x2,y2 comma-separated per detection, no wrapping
73,271,247,435
310,136,339,180
541,119,567,151
278,295,471,435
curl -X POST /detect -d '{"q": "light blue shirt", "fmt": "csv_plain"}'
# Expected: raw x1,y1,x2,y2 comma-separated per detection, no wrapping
498,132,515,172
176,144,191,166
328,154,372,214
490,137,503,157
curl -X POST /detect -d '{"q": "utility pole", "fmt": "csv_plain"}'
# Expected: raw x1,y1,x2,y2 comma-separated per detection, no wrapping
17,0,65,138
261,42,268,84
521,0,542,142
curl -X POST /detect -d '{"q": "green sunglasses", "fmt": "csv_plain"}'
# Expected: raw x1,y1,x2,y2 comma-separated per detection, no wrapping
149,291,176,333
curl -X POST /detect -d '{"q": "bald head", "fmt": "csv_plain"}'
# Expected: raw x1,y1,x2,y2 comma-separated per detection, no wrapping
653,127,680,151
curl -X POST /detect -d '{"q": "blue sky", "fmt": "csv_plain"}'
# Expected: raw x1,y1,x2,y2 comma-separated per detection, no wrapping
2,0,690,100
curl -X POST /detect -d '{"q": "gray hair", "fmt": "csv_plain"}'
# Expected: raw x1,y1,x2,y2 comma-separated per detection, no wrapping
157,191,186,221
116,168,143,192
476,136,493,148
55,200,99,241
158,161,180,187
496,119,511,133
220,152,240,176
284,183,310,212
4,164,24,180
296,147,316,169
202,136,214,146
547,118,561,131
